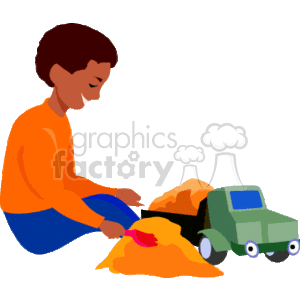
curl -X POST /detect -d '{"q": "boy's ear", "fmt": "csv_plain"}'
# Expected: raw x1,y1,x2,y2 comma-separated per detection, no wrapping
49,64,68,85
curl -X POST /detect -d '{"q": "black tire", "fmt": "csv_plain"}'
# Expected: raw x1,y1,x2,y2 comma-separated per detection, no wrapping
264,251,289,263
198,235,227,265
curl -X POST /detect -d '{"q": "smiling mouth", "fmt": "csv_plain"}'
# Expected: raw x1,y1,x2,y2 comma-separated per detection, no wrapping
81,93,89,106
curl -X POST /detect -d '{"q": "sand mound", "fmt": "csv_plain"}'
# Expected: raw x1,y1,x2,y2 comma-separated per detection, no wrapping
149,179,213,215
96,217,223,278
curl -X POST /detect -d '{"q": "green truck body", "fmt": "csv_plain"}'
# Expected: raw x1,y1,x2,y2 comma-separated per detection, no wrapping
142,185,300,264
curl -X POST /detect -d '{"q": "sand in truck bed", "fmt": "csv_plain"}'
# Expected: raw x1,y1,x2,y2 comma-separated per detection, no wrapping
149,178,214,215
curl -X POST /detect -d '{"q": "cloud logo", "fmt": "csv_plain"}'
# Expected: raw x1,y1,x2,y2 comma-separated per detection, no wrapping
201,123,247,152
174,145,205,164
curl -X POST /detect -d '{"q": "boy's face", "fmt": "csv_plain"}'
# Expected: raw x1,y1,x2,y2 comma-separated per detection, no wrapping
52,60,111,110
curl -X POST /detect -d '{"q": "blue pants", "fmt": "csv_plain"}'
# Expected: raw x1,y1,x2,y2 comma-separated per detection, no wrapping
3,194,140,255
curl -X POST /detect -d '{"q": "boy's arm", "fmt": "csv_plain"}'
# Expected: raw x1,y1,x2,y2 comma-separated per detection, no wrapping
22,129,105,228
63,140,117,198
63,166,117,198
63,138,142,206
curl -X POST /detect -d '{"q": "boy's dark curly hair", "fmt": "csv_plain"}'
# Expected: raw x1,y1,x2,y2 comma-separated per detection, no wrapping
35,23,118,87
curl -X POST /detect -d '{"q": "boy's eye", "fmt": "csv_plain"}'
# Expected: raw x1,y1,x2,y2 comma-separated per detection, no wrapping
89,83,98,88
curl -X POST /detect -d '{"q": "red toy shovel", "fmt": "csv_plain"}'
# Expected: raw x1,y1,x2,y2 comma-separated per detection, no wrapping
124,229,158,247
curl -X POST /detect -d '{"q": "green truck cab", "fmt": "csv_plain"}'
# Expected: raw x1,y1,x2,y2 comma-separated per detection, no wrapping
198,185,299,264
141,185,299,265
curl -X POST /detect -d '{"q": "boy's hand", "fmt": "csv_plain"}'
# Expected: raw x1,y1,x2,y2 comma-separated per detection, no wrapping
99,220,125,239
116,188,144,207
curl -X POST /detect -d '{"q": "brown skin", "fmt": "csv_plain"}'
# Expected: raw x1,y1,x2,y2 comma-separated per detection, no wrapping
99,220,125,239
49,60,111,115
116,188,144,207
48,60,143,239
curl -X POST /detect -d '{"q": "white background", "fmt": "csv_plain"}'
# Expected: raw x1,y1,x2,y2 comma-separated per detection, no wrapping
1,0,300,299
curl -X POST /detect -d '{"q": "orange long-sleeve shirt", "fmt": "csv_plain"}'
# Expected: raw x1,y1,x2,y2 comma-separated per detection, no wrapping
0,98,117,228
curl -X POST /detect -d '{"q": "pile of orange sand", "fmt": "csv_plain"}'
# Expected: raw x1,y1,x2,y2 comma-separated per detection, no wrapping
149,178,214,215
96,217,223,278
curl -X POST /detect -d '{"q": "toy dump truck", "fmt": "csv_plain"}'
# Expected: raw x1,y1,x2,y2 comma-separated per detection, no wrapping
141,185,300,265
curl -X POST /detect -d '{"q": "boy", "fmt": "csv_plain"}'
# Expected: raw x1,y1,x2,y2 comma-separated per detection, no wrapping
0,23,142,254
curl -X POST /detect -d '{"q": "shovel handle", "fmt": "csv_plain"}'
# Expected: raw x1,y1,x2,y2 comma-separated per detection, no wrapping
124,229,135,237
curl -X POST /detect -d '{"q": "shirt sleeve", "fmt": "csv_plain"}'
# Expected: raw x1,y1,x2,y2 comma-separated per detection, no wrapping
22,128,105,228
64,176,118,199
63,137,117,198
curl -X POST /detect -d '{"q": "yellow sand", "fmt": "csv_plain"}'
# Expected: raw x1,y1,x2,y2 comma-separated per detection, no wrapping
96,217,223,278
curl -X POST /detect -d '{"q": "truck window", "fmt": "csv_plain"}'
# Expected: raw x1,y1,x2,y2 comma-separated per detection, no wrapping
230,190,263,210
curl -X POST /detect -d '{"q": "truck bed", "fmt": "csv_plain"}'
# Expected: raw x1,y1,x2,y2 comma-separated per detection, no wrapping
141,198,209,246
